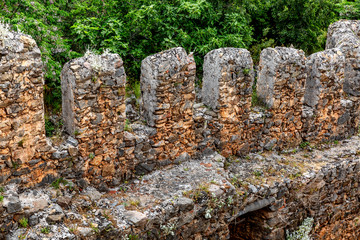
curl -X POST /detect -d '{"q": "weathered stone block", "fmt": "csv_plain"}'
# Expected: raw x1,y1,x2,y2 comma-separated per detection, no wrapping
140,47,195,162
0,28,48,183
326,20,360,138
303,49,348,142
61,52,126,185
202,48,254,156
258,47,306,149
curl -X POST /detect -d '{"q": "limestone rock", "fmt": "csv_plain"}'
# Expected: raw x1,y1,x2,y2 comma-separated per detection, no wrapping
124,210,147,227
46,213,65,223
5,196,22,213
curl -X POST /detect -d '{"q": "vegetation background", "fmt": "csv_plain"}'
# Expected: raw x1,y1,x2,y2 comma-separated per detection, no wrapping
1,0,360,135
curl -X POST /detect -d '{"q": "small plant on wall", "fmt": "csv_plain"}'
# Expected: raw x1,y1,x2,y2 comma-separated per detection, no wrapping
286,217,314,240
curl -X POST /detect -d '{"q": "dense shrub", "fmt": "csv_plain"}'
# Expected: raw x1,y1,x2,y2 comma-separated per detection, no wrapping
0,0,357,113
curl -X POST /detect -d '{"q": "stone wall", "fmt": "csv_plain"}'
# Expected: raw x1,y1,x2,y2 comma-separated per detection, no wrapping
302,49,348,142
0,28,52,185
257,47,306,150
327,20,360,139
138,47,196,165
1,19,360,189
61,51,126,186
202,48,254,156
229,157,360,240
1,19,360,240
326,20,360,50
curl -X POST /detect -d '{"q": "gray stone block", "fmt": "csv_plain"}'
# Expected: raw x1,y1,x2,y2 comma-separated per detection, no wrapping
140,47,192,127
202,48,253,110
257,47,306,108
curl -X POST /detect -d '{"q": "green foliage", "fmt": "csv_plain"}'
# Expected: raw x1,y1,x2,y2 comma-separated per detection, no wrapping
0,0,355,115
242,68,251,75
299,141,310,149
51,177,68,189
126,82,141,99
70,0,253,82
336,0,360,19
19,217,28,228
17,139,24,147
124,119,132,132
133,82,141,99
250,38,275,64
251,86,267,109
251,88,261,107
12,161,20,169
44,115,63,137
0,187,4,202
245,0,339,55
19,234,26,240
90,223,99,234
45,117,55,137
128,234,139,240
0,0,79,114
253,170,262,177
41,227,50,234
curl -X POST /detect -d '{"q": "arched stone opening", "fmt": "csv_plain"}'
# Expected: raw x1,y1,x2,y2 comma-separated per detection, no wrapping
229,207,282,240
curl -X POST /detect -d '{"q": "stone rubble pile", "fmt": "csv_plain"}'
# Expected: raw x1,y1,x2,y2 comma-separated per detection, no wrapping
1,136,360,239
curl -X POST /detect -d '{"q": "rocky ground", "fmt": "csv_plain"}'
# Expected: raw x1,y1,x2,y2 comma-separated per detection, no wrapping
1,135,360,240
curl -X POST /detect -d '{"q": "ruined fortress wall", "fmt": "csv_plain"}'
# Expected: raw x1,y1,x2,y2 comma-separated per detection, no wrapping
1,20,360,188
139,47,196,165
326,20,360,50
257,47,306,150
228,159,360,240
327,20,360,138
302,49,348,142
61,52,126,186
202,48,255,156
0,29,51,185
1,19,360,240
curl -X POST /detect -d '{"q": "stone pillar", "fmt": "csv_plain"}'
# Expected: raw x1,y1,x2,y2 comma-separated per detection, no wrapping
61,52,126,184
257,47,306,150
302,49,347,142
326,20,360,137
0,28,46,182
202,48,254,156
140,47,195,164
326,20,360,50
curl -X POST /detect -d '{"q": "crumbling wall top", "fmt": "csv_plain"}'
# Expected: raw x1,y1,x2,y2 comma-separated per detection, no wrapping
257,47,306,108
140,47,193,127
202,48,253,110
326,20,360,49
